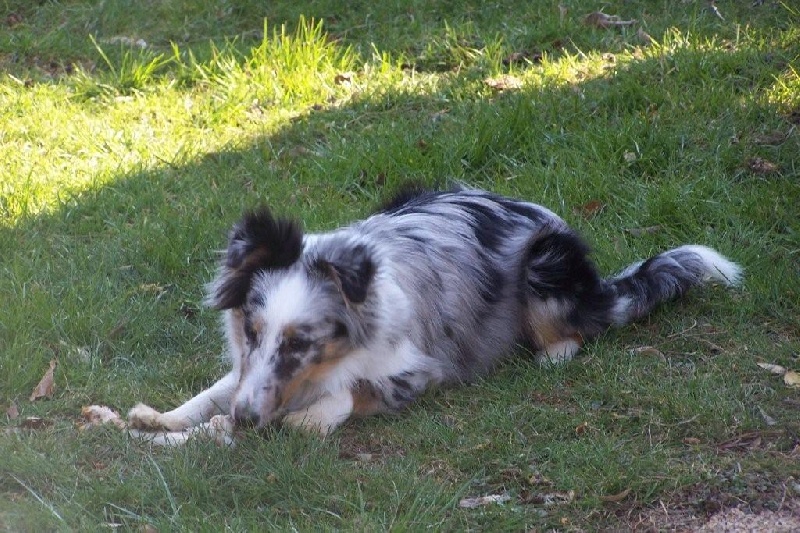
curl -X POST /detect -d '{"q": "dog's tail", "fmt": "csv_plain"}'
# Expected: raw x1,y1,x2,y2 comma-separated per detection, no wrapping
604,245,742,326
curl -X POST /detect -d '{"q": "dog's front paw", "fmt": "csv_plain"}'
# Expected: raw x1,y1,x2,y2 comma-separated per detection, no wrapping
128,403,177,431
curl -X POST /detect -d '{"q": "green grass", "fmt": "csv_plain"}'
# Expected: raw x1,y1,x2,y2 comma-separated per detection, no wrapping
1,0,799,530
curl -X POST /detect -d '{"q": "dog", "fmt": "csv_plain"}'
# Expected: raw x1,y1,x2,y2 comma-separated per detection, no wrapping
128,186,741,438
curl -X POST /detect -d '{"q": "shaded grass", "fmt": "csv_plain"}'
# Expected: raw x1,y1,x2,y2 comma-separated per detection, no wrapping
2,0,799,530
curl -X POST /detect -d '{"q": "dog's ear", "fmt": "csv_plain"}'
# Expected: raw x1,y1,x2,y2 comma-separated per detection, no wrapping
314,243,375,305
208,208,303,310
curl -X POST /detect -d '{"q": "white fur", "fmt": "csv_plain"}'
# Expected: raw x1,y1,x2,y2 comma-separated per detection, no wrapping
674,245,743,286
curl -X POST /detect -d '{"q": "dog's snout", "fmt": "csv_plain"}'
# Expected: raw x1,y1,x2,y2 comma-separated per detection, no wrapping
233,402,260,428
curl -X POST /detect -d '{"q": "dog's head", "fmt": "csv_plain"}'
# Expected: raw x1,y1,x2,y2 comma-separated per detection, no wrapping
207,207,376,428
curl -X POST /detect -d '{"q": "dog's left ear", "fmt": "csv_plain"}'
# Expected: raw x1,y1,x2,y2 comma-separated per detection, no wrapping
208,207,303,310
315,243,375,305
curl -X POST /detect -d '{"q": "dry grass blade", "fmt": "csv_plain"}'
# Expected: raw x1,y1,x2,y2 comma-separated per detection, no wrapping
29,359,57,401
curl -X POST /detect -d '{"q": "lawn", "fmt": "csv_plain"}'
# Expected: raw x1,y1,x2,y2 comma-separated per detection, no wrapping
1,0,799,530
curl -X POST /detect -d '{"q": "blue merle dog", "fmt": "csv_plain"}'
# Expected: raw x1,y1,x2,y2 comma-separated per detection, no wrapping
128,186,741,436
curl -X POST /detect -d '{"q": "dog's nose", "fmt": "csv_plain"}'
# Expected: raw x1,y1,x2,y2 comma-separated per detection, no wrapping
233,402,260,428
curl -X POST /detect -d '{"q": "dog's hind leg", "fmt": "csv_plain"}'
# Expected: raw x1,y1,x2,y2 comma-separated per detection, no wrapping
523,227,613,364
128,371,238,431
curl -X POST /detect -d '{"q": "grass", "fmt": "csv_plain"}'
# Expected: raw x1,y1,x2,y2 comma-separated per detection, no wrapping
1,0,799,530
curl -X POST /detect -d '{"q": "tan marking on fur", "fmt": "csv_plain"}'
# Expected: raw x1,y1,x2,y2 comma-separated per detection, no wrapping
351,381,385,416
281,324,296,340
525,298,573,349
277,339,351,411
229,309,246,352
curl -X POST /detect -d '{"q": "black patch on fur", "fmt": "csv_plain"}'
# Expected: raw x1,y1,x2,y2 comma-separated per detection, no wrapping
525,228,599,299
525,227,616,339
452,199,512,253
377,183,436,215
274,353,302,380
210,207,303,310
607,248,710,323
388,375,417,406
243,312,258,346
332,320,349,339
315,243,376,304
496,198,546,224
478,259,505,305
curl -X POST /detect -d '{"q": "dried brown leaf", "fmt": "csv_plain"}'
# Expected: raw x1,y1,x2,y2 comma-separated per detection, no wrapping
634,346,667,362
574,199,605,219
6,13,24,27
747,157,779,174
683,437,702,445
20,417,53,429
600,488,632,503
334,72,354,85
6,402,19,419
575,421,590,435
29,359,57,401
521,490,576,506
752,130,787,145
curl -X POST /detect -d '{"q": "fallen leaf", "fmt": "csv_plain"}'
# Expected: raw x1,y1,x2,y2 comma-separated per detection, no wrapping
575,421,590,435
757,362,787,375
623,151,638,163
583,12,637,29
520,490,576,506
600,488,631,503
80,405,127,430
20,417,53,429
6,403,19,419
746,157,779,174
634,346,666,361
6,12,23,27
334,72,354,85
683,437,702,445
752,131,787,145
484,75,523,91
574,200,605,219
784,370,800,388
528,472,554,486
29,359,57,401
459,494,511,509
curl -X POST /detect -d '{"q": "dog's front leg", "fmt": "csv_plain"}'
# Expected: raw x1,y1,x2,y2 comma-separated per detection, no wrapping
282,388,354,436
128,371,238,431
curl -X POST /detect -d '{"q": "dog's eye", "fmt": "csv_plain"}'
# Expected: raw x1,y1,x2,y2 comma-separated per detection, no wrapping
282,336,311,353
332,320,348,339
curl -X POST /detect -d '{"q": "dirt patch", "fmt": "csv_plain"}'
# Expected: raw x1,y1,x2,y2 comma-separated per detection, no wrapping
612,475,800,532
